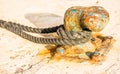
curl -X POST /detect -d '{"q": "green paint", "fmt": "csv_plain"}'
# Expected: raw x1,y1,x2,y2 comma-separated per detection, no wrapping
89,12,94,16
72,9,76,13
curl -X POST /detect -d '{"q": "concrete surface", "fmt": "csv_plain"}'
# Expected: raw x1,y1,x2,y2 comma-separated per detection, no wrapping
0,0,120,74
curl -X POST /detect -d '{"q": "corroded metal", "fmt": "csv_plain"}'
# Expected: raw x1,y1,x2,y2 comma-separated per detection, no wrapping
38,6,114,63
0,6,114,63
64,6,109,32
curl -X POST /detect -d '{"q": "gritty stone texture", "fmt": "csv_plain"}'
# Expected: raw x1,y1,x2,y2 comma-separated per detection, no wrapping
0,0,120,74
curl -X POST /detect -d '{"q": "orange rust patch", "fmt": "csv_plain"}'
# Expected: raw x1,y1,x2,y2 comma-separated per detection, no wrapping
37,34,115,64
37,49,50,57
90,55,106,64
